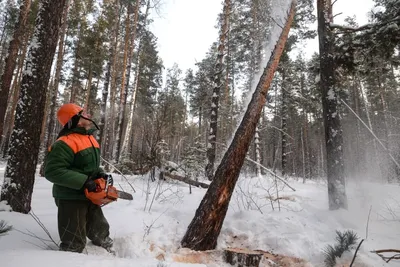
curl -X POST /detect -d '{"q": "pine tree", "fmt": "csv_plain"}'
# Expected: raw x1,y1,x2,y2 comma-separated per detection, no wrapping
317,0,348,210
0,0,31,146
205,0,230,180
0,0,67,213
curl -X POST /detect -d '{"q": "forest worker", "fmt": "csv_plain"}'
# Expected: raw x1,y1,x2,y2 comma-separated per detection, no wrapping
44,103,114,254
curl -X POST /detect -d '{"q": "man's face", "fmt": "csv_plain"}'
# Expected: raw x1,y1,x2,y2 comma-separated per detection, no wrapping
77,111,92,129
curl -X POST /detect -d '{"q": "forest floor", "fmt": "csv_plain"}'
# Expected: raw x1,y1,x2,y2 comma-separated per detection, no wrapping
0,161,400,267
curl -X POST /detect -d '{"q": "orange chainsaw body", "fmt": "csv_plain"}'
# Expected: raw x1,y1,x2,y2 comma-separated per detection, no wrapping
84,178,118,206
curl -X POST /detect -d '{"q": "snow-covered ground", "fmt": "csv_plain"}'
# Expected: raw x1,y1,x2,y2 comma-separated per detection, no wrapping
0,161,399,267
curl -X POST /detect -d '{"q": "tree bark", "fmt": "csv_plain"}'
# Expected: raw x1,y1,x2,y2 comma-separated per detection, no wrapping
317,0,347,210
69,23,82,103
180,1,296,250
99,0,120,154
0,0,32,145
205,0,230,181
39,1,69,176
224,248,263,267
281,70,288,176
115,3,133,162
0,0,66,213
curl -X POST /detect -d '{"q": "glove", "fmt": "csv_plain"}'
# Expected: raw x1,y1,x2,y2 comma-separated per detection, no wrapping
84,179,97,192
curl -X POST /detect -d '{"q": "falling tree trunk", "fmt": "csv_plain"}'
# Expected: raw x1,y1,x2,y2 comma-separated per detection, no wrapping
205,0,230,181
0,0,66,214
0,0,32,145
317,0,347,210
181,1,296,250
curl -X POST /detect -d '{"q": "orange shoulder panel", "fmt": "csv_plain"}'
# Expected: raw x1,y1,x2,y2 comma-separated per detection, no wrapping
58,134,100,154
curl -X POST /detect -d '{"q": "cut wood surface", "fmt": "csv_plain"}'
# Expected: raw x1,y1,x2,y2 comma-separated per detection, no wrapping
224,248,263,267
167,247,311,267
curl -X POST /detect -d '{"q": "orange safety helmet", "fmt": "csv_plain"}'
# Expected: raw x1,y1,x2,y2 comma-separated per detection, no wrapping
57,103,83,127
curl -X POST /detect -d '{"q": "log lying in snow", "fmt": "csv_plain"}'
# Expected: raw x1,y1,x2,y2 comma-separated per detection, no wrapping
224,248,263,267
162,172,209,189
169,247,311,266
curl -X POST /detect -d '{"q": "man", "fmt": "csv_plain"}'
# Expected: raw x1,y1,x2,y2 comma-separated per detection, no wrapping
44,103,114,253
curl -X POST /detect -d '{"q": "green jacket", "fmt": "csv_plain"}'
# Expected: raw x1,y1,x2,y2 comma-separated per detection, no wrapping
44,127,103,200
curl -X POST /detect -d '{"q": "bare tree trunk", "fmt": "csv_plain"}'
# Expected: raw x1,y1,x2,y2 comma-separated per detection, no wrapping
100,0,120,156
120,0,145,158
317,0,347,210
205,0,230,180
281,71,288,176
181,2,295,250
0,0,31,145
1,29,31,157
38,1,69,176
115,3,133,162
0,0,66,213
84,61,93,112
69,24,82,103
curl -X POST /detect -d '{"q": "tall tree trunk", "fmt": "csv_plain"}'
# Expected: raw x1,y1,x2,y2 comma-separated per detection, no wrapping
99,0,120,155
317,0,347,210
115,3,133,162
0,0,66,214
121,0,145,158
281,71,288,176
69,23,82,103
205,0,230,180
105,2,123,161
38,1,69,176
181,1,295,250
1,29,31,157
84,61,93,112
255,122,261,176
0,0,31,145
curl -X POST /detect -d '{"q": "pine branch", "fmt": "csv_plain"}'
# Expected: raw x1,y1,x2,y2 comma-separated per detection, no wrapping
324,230,359,267
330,16,400,33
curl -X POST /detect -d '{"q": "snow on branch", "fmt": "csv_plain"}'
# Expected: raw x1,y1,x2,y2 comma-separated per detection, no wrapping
330,16,400,33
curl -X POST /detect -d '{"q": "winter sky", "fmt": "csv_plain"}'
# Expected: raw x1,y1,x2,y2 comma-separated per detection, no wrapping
149,0,376,73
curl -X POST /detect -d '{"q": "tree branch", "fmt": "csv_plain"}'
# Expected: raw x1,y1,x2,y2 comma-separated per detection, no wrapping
371,249,400,263
330,16,400,33
163,172,209,189
350,239,364,267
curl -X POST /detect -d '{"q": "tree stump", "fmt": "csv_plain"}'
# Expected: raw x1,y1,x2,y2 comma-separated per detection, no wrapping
224,248,263,267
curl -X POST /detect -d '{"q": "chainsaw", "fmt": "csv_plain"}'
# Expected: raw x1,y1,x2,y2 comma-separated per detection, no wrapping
84,174,133,206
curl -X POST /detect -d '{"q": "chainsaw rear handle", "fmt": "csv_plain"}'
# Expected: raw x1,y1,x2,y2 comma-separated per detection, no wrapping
90,173,114,186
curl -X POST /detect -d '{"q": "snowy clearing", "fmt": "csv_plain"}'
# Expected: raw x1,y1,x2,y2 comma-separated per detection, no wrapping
0,162,399,267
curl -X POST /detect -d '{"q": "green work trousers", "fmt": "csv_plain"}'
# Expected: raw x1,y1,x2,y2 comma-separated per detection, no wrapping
55,199,110,253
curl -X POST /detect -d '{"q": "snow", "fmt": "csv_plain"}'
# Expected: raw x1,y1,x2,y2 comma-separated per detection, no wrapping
1,161,400,267
327,89,336,100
